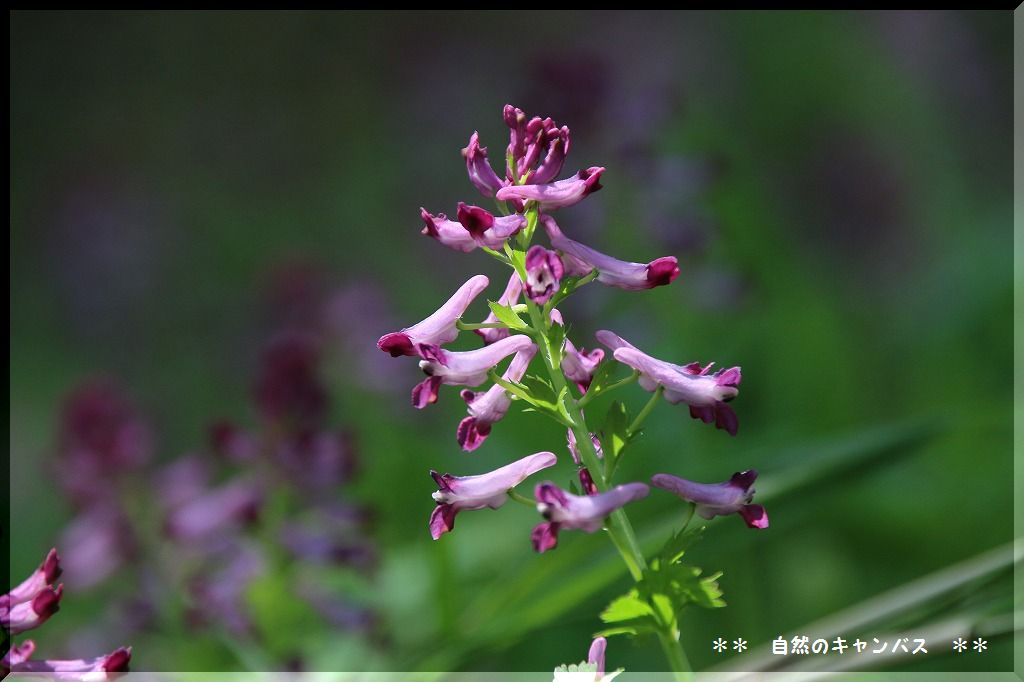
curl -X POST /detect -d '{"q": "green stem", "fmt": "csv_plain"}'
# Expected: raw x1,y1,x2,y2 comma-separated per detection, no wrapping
578,371,638,408
628,385,664,436
517,204,691,675
506,489,536,507
456,320,507,331
657,631,694,682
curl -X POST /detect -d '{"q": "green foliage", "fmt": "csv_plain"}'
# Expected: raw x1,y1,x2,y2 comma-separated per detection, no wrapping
245,572,322,660
600,401,633,478
487,300,529,331
598,524,723,639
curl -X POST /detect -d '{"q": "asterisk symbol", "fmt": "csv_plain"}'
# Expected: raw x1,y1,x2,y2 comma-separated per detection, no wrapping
952,637,967,652
973,638,987,653
732,638,748,653
712,637,728,653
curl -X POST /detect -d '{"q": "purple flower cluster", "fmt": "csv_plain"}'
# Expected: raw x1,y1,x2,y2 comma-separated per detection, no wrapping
3,548,131,679
378,105,767,557
39,274,381,662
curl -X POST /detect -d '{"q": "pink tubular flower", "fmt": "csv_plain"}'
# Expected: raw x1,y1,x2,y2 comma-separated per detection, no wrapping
3,549,61,607
524,245,565,304
596,330,741,435
462,132,505,197
496,167,605,210
429,451,558,539
377,274,489,357
420,206,525,253
543,216,679,291
10,647,132,677
474,273,522,345
531,482,649,552
651,470,768,529
1,550,64,635
457,344,537,451
412,334,535,409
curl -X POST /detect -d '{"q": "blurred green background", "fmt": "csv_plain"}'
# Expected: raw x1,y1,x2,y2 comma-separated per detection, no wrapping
9,10,1014,674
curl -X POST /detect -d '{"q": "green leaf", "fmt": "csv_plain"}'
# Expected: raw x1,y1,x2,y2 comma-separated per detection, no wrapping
487,300,529,331
598,590,660,637
584,361,618,396
657,524,705,566
545,321,567,364
522,373,558,405
602,400,632,460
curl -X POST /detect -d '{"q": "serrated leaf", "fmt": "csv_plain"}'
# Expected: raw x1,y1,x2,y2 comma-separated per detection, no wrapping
522,373,558,404
601,591,653,623
599,590,660,638
487,300,529,331
658,524,705,565
543,322,567,366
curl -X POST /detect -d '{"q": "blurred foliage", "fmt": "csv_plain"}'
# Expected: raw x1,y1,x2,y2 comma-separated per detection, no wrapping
9,10,1012,674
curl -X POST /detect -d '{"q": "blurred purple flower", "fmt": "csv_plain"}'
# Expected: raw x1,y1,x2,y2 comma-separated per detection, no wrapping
254,331,328,430
164,479,263,543
55,380,153,506
58,505,135,590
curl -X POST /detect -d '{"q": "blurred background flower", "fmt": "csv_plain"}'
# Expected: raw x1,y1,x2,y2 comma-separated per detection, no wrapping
10,10,1013,673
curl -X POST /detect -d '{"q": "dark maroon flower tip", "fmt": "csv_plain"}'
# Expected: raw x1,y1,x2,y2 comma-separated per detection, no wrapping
715,403,739,436
420,207,441,237
456,416,490,452
646,257,681,287
416,343,446,366
429,504,458,540
429,470,453,492
579,167,604,196
688,404,715,424
103,646,132,672
682,361,712,376
738,504,769,529
535,482,569,508
377,332,416,357
42,548,62,584
531,522,560,553
729,470,758,491
32,584,62,618
459,389,476,404
411,376,442,409
456,203,495,239
578,468,598,496
716,367,742,388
